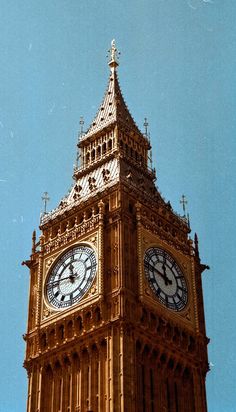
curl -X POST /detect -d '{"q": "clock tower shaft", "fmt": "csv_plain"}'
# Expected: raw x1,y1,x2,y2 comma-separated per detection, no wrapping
23,41,209,412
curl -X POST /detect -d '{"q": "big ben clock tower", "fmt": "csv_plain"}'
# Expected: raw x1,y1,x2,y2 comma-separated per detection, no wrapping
23,40,209,412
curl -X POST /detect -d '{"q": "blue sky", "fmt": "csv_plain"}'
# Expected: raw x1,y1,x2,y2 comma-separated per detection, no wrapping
0,1,235,411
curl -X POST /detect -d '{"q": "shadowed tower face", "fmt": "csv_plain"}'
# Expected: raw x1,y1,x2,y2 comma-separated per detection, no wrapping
24,40,209,412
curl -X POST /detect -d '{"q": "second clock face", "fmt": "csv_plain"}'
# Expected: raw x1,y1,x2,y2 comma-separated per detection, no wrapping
46,245,97,309
144,247,188,311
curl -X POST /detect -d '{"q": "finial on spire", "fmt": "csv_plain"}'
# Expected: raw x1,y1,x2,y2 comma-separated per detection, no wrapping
79,116,84,137
108,39,120,69
144,117,153,171
75,116,84,169
180,194,188,217
144,117,149,138
180,194,190,226
42,192,50,214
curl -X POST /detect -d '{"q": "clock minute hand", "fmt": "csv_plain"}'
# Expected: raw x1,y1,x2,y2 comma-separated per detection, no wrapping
47,274,76,287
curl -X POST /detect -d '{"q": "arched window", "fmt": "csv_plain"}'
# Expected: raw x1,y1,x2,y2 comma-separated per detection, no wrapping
67,320,73,339
102,142,107,155
58,325,64,341
108,139,112,151
76,316,83,332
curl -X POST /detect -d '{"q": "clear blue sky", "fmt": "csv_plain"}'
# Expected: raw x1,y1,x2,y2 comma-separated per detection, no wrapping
0,1,235,411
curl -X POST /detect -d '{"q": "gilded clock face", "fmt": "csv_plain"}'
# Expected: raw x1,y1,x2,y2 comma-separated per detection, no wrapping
144,247,188,311
46,245,97,309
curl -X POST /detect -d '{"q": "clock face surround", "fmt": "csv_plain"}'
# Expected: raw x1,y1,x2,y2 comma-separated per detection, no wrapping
46,245,97,309
144,247,188,312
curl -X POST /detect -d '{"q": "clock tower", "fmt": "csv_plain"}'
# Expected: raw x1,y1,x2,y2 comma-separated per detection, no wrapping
23,40,209,412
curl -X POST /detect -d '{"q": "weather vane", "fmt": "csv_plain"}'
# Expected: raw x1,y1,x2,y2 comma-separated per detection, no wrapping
42,192,50,214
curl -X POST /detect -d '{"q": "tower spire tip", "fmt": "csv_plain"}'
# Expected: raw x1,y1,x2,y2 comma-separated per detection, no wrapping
108,39,120,69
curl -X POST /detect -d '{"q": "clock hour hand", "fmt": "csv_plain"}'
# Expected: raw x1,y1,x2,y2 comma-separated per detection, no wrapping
162,261,172,286
69,263,74,274
69,264,82,283
68,263,77,283
148,263,172,286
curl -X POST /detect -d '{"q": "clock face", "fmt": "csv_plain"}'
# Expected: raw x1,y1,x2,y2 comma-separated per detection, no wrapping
144,247,188,311
46,245,97,309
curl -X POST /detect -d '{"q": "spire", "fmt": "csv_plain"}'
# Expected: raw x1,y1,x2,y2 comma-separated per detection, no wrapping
81,40,143,140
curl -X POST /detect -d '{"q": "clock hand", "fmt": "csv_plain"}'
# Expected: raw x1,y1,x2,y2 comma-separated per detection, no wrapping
68,264,77,283
47,274,77,287
148,263,172,286
69,263,74,273
68,263,79,283
162,262,172,286
155,267,172,286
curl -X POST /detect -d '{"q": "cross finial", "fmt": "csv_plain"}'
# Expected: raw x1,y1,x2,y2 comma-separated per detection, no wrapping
180,194,188,217
108,39,120,69
75,116,84,169
144,117,149,138
79,116,84,137
42,192,50,214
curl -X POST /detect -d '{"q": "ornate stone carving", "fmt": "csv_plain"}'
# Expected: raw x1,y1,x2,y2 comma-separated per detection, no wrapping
88,176,96,191
184,310,191,321
102,168,110,182
42,216,99,254
43,307,52,318
45,258,54,269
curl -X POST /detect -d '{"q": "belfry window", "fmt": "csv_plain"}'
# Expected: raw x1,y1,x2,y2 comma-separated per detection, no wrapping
102,142,107,154
108,139,112,150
